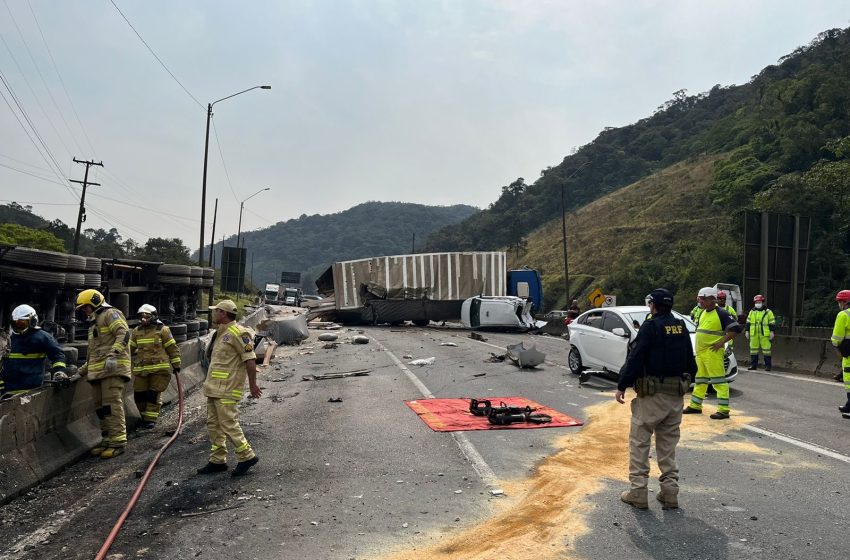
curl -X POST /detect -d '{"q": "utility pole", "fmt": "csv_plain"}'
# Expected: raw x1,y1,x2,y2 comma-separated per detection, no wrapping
70,158,103,254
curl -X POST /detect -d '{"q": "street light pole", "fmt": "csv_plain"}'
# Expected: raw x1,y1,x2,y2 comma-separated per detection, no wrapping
560,161,590,306
235,187,269,302
199,85,271,267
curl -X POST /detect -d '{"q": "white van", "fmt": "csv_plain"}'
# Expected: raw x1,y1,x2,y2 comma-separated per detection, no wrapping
461,296,535,331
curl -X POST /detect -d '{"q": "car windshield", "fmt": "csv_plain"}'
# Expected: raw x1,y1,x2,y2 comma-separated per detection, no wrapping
626,310,696,333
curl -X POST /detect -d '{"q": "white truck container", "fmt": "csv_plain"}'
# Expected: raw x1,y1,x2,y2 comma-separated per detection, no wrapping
316,251,508,325
264,283,281,304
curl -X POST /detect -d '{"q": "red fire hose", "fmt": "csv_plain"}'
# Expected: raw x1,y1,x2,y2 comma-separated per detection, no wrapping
94,374,185,560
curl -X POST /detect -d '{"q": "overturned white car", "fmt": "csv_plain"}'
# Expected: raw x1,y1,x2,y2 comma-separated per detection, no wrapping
461,295,536,331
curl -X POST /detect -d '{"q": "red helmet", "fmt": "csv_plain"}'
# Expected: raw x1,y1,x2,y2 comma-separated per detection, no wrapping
717,290,727,300
754,294,765,303
836,290,850,303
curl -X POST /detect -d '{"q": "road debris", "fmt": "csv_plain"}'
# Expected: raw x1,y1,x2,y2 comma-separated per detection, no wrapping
352,335,370,344
180,503,246,518
440,342,458,347
505,342,545,368
328,397,343,403
302,369,372,381
484,353,506,363
318,333,339,342
469,332,488,342
408,357,436,366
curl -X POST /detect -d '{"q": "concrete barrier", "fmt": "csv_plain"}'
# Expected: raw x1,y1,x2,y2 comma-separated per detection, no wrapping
0,307,267,505
732,334,843,378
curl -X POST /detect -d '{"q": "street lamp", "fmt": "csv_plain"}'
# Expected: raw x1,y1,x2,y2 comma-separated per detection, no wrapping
235,187,269,302
199,85,271,266
236,187,270,250
560,160,590,306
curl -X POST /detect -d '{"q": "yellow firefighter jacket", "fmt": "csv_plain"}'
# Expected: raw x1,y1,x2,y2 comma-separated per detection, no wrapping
203,321,256,400
79,305,131,380
130,322,181,376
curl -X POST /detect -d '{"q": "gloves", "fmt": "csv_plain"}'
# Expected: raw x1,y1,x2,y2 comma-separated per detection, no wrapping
769,332,775,340
104,356,118,374
52,371,71,388
744,332,750,340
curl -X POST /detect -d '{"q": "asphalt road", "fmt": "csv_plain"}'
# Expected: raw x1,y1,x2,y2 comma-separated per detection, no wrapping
1,324,848,560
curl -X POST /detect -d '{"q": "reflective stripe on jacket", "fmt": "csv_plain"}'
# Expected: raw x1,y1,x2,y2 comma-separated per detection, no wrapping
746,308,775,337
203,321,256,400
831,309,850,348
0,328,66,392
130,322,181,375
79,305,131,380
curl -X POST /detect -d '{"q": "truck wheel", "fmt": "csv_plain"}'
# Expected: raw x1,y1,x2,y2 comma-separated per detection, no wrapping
412,319,429,327
568,347,585,375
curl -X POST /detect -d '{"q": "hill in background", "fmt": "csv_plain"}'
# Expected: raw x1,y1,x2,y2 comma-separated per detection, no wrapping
216,201,478,291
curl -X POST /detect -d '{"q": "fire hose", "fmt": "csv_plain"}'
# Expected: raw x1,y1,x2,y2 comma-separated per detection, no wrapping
94,373,185,560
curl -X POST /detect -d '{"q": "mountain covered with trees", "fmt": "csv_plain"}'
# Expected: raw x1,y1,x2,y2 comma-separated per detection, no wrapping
213,201,478,291
428,27,850,326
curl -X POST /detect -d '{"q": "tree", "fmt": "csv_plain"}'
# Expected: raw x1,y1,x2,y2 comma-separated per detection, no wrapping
135,237,194,264
0,223,66,252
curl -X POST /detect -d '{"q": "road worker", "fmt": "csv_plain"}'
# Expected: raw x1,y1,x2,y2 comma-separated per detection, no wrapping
689,295,703,324
0,304,67,397
717,291,737,348
831,290,850,418
130,304,181,429
76,289,131,459
684,287,740,419
617,288,697,510
746,294,776,371
197,300,262,477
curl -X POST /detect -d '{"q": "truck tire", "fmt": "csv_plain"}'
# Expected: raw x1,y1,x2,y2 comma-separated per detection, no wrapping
0,265,65,285
66,254,87,272
157,264,191,276
0,247,68,270
189,276,203,286
189,266,204,277
85,257,102,273
64,272,85,287
157,274,191,285
173,333,187,343
186,320,200,332
169,323,187,335
201,267,215,278
83,273,102,287
201,278,214,287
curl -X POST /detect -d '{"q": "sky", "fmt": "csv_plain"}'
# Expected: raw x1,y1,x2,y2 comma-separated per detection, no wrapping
1,0,848,254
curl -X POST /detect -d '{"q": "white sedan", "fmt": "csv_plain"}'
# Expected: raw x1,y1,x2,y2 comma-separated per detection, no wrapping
567,305,738,382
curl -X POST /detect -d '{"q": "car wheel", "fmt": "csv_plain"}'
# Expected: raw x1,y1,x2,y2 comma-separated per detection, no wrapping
568,346,585,374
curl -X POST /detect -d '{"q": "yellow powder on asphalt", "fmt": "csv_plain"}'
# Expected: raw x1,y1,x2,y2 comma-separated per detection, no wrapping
375,397,770,560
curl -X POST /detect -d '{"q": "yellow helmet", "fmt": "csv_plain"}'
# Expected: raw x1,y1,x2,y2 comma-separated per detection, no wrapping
75,289,105,310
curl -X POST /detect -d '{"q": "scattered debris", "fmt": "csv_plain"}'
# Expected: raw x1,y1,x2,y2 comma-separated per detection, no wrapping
352,335,370,344
484,353,506,363
408,357,436,366
469,332,488,342
472,373,486,377
318,333,339,342
322,343,340,350
489,489,505,496
579,371,593,384
180,503,245,518
505,342,546,368
302,369,372,381
402,354,413,359
328,397,343,403
440,342,458,347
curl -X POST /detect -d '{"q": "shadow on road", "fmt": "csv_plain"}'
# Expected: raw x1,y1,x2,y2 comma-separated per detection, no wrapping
625,505,729,560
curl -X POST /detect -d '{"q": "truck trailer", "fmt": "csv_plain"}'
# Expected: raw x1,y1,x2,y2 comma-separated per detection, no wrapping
315,251,541,325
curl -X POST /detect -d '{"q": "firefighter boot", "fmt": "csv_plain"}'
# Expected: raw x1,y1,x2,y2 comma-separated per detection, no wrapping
100,447,124,459
747,356,758,370
231,456,259,477
620,489,648,509
197,462,228,475
838,394,850,414
90,444,108,456
764,356,772,372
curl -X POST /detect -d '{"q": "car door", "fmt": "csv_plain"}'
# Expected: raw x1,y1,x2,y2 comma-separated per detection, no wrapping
599,311,631,372
576,310,606,368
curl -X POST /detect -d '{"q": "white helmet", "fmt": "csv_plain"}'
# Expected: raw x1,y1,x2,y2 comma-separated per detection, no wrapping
137,303,157,325
11,304,38,333
697,287,717,298
137,304,157,315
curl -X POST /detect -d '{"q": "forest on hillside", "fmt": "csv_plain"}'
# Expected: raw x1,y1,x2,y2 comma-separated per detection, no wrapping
428,27,850,326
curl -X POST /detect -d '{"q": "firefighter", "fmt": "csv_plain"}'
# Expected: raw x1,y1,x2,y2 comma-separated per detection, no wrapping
0,304,67,397
746,294,775,371
616,288,697,510
684,287,740,419
75,289,131,459
130,304,181,429
196,300,262,477
831,290,850,417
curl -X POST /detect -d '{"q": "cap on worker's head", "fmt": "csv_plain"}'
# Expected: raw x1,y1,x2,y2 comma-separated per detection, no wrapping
647,288,674,307
209,299,238,314
717,290,727,300
697,287,717,299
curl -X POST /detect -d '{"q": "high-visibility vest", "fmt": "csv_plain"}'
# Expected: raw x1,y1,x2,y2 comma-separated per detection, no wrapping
747,308,775,337
695,308,725,352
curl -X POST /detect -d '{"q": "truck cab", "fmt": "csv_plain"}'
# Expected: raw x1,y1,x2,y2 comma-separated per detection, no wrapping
264,283,281,304
283,287,302,307
507,268,543,315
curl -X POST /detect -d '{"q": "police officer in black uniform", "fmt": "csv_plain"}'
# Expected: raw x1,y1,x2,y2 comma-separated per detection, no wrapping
615,288,697,510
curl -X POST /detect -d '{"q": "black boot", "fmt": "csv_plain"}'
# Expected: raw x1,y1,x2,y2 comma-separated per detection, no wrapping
839,394,850,414
764,356,772,372
231,456,259,477
196,462,227,475
747,355,758,370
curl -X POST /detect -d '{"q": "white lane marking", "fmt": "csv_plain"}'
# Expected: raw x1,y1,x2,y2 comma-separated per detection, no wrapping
374,338,501,492
747,369,839,386
742,424,850,465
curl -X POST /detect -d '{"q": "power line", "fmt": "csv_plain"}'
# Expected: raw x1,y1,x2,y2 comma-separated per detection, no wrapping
0,160,67,185
211,116,240,203
243,205,277,226
26,0,98,156
108,0,204,110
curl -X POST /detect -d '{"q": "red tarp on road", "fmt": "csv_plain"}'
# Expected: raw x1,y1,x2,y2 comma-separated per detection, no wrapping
404,396,583,432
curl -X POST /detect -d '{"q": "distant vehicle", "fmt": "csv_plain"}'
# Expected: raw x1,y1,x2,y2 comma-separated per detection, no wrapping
461,295,536,331
264,283,281,304
567,305,738,383
301,294,323,302
714,282,743,318
544,310,570,320
282,286,302,307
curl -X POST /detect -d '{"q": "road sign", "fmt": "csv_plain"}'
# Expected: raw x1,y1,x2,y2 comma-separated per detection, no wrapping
588,287,605,308
602,295,616,307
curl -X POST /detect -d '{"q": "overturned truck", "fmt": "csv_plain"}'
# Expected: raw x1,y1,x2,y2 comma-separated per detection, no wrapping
316,251,509,325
